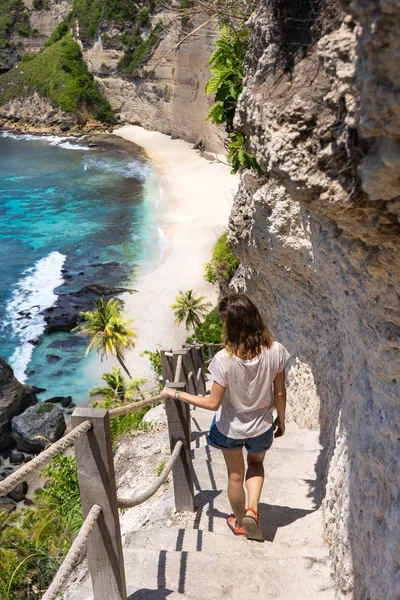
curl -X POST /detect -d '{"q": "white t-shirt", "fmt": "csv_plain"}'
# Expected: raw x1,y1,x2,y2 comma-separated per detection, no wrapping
208,342,290,439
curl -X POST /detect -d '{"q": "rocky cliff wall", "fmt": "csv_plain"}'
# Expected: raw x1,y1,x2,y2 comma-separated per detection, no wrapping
91,13,224,152
229,1,400,598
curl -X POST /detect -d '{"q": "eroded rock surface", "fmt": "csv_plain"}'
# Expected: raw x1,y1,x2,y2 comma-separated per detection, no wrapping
11,403,66,452
229,2,400,598
0,358,39,449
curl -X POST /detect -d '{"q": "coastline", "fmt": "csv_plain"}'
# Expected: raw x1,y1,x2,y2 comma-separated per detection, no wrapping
114,125,239,382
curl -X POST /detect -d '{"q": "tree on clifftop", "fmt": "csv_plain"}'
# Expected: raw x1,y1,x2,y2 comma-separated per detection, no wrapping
171,289,211,332
73,297,135,378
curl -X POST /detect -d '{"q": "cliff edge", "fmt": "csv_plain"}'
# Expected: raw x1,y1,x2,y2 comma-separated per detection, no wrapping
229,1,400,598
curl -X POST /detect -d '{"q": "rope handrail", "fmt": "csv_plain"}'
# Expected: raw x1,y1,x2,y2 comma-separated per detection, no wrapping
117,440,183,509
0,420,92,497
108,393,166,418
42,504,102,600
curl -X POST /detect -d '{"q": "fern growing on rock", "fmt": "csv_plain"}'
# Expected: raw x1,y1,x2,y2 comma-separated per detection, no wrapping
205,25,261,175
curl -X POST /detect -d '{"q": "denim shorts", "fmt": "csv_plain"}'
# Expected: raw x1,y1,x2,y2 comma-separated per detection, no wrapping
207,417,274,454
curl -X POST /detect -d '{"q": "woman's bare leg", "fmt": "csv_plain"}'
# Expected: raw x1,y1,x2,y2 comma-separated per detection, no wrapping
245,451,266,515
222,448,246,526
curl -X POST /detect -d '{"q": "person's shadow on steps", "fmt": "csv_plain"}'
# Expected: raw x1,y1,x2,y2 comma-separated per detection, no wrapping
128,590,175,600
258,502,315,542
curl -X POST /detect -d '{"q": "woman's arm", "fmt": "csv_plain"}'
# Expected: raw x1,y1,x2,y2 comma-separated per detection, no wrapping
163,382,226,411
273,370,286,437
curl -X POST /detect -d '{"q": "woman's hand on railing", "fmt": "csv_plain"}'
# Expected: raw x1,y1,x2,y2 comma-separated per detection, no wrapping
163,386,178,399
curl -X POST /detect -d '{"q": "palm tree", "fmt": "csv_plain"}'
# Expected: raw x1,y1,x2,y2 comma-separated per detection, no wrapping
171,289,211,332
73,297,136,378
89,366,146,402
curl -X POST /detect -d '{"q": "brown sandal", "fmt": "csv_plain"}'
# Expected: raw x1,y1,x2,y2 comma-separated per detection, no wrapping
242,507,264,542
227,514,246,536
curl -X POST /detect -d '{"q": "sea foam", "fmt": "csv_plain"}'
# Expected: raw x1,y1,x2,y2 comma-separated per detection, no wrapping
0,131,90,150
82,155,149,180
5,252,66,382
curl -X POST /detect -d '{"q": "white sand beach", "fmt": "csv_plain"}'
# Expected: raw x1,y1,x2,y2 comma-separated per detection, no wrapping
113,125,239,382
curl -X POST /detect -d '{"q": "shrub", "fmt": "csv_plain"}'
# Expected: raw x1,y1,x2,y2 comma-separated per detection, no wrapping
92,395,151,448
205,25,262,175
187,307,223,346
203,232,239,285
0,33,116,123
141,349,163,389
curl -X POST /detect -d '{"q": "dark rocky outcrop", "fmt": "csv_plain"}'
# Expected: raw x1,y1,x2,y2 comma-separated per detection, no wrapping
0,358,39,450
44,395,72,408
42,283,136,333
8,481,28,502
11,403,66,453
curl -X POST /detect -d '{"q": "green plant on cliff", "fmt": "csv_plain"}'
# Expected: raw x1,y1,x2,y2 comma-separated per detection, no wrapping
203,232,239,285
0,33,115,123
73,297,136,378
205,25,261,175
0,0,32,50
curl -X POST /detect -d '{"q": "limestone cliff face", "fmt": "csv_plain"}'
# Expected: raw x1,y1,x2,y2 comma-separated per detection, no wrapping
89,13,224,151
229,1,400,598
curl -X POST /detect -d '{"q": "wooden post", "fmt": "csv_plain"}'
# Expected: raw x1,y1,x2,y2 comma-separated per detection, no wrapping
163,381,195,512
192,343,206,395
160,348,173,384
182,345,198,394
72,408,127,600
161,349,195,513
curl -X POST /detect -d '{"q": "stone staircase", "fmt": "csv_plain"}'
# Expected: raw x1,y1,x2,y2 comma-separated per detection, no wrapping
66,407,339,600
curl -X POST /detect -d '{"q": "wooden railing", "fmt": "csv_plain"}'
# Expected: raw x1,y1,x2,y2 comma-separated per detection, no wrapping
0,341,223,599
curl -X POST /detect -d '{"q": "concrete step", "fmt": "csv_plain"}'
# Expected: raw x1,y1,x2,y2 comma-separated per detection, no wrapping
125,526,332,561
122,547,337,600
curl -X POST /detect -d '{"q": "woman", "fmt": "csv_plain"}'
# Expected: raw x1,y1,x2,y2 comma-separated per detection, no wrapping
163,293,290,541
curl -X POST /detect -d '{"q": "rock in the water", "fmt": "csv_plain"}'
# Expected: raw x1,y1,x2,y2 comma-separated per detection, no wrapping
46,354,61,363
61,396,72,408
42,284,136,333
45,396,71,405
24,498,34,506
68,402,76,409
8,481,28,502
0,358,39,449
9,452,24,465
11,403,66,452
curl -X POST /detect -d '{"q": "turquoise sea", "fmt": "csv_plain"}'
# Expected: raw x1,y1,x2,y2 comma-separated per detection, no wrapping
0,131,165,405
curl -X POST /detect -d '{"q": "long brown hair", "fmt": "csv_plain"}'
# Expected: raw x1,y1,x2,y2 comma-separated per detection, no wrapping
219,293,273,359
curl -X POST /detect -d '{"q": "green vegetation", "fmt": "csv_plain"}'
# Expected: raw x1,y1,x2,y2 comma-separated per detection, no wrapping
33,0,51,9
74,297,136,377
205,25,261,175
44,13,73,47
90,366,146,402
188,307,223,346
118,20,163,77
141,349,163,389
0,455,82,599
156,460,166,476
171,290,212,332
203,232,239,286
0,0,32,49
92,394,151,448
36,402,54,414
0,33,115,122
